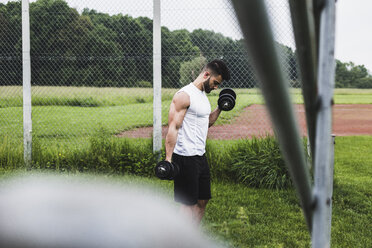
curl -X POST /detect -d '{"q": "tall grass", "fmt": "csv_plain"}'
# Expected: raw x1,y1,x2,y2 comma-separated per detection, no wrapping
206,137,307,189
1,131,293,189
29,127,159,176
0,136,23,171
0,128,158,175
230,137,292,189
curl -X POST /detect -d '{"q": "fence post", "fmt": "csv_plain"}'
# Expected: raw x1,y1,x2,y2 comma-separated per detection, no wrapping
153,0,162,156
22,0,32,169
288,0,318,162
311,0,336,246
325,134,336,245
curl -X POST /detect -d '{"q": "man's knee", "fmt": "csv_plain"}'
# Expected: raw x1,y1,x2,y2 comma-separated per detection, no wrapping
197,199,209,209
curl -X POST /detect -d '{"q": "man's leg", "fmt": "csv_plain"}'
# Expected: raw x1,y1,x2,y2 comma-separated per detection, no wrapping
179,199,209,225
195,199,209,224
179,204,196,221
195,155,211,224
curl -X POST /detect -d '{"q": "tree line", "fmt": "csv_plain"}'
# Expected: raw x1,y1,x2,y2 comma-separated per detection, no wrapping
0,0,371,88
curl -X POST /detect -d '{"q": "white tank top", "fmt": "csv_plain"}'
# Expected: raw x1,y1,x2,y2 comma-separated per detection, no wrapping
174,83,211,156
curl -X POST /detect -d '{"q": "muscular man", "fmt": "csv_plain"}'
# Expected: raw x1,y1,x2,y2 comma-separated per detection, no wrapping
165,59,230,225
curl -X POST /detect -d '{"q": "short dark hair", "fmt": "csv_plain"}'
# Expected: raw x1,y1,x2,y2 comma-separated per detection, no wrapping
204,59,230,81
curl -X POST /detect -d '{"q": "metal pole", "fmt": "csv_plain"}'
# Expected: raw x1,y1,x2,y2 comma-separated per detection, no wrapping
313,0,323,57
153,0,162,155
311,0,336,246
325,134,335,245
288,0,318,161
231,0,313,230
22,0,32,169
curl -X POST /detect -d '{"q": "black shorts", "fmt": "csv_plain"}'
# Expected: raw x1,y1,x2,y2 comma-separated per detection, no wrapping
172,153,211,205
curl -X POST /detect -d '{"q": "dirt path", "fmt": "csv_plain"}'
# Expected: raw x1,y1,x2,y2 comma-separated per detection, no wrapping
117,104,372,139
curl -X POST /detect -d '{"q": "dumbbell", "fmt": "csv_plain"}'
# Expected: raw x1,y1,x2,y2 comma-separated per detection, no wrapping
218,88,236,111
155,161,180,180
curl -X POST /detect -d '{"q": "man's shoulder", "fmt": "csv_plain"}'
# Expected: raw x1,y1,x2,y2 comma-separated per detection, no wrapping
178,83,193,92
173,91,190,109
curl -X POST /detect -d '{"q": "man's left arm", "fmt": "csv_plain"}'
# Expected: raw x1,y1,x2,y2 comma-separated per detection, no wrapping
209,107,221,127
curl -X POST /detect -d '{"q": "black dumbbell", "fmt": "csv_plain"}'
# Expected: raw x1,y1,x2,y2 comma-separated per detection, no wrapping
218,88,236,111
155,161,180,180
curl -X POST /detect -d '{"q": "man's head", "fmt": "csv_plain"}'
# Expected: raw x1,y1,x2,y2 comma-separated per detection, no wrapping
201,59,230,93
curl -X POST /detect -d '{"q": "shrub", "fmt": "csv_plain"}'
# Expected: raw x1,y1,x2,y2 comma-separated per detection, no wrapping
228,136,293,189
136,81,152,88
179,56,207,86
31,96,101,107
26,127,158,176
0,136,23,169
1,131,304,189
205,140,236,181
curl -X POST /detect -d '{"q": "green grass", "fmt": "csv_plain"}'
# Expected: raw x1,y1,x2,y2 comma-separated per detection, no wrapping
333,94,372,104
0,97,251,140
0,87,254,142
0,86,176,107
1,87,372,108
203,138,371,247
1,136,370,247
1,86,372,144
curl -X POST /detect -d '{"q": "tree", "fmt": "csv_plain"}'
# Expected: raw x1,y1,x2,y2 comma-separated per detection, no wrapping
179,56,207,86
3,0,369,89
162,28,200,88
335,60,371,88
30,0,83,85
0,1,22,85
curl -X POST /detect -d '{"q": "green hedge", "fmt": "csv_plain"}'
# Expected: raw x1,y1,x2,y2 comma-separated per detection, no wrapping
230,137,292,189
1,130,308,189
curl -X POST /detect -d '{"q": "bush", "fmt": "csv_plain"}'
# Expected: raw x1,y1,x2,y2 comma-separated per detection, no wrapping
0,136,23,169
1,131,303,190
136,81,152,88
27,127,158,176
355,77,372,89
179,56,207,86
228,136,293,189
205,140,236,181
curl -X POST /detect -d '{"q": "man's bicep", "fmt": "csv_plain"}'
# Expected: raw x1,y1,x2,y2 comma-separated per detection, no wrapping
168,92,189,129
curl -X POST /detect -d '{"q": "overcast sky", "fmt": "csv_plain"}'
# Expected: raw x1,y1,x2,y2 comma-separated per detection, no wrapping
335,0,372,72
4,0,372,72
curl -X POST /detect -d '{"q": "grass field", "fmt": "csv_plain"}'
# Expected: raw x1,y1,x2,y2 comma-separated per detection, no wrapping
1,87,372,143
1,136,371,247
2,87,372,107
0,86,256,141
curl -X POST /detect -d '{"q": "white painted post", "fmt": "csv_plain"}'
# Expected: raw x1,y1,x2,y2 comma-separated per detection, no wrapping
153,0,162,155
22,0,32,168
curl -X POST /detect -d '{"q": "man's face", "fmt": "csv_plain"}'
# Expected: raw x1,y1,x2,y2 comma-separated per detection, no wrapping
203,72,222,94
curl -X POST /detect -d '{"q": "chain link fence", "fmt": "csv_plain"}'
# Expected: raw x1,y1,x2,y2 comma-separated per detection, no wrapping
0,0,304,153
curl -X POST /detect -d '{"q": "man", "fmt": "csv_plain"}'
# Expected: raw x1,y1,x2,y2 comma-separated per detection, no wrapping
165,59,230,225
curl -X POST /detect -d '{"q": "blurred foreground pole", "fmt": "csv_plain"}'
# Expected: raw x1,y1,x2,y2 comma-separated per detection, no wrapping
312,0,336,246
288,0,318,162
230,0,313,230
153,0,162,156
22,0,32,168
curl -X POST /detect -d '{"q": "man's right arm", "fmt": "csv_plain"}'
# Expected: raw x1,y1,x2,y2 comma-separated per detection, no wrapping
165,92,190,162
